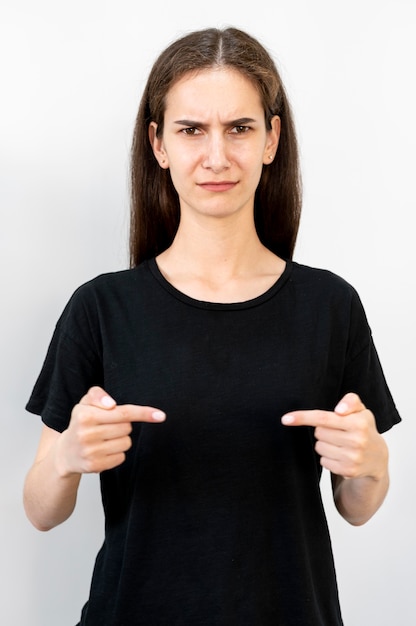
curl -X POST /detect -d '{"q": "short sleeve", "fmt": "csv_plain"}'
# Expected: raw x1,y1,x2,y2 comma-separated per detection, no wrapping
340,289,401,433
26,285,103,432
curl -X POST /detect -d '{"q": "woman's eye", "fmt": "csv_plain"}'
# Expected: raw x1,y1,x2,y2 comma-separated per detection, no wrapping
181,127,200,135
231,125,250,134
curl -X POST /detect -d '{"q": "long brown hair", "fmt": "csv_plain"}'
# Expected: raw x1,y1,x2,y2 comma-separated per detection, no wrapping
130,27,302,267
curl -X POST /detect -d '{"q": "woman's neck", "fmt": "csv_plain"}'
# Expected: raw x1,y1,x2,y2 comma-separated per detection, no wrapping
156,215,285,302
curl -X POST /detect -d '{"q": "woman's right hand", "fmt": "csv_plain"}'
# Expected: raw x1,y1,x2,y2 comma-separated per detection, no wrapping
56,386,166,476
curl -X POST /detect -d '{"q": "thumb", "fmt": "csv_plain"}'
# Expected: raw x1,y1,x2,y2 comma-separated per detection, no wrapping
334,392,366,416
79,386,116,409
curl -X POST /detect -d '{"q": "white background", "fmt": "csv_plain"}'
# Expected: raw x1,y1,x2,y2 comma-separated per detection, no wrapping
1,1,415,624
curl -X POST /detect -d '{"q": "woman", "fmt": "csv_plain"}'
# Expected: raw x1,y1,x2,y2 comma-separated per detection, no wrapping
24,27,401,625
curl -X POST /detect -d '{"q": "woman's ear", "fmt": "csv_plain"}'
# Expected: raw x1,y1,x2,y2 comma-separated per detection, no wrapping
263,115,281,165
148,122,169,169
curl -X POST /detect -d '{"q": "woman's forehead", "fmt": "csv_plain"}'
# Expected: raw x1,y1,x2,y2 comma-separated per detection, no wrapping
164,67,263,115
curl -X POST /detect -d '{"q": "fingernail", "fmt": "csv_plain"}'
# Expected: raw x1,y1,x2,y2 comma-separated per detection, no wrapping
152,410,166,422
281,414,295,425
101,395,116,408
335,402,348,414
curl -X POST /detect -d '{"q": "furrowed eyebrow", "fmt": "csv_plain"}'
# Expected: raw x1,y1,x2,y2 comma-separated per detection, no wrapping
173,117,257,128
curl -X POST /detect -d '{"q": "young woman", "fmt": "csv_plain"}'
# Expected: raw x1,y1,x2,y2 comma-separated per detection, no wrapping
24,27,401,625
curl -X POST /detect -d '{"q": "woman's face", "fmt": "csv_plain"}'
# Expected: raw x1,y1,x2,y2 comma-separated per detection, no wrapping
149,67,280,222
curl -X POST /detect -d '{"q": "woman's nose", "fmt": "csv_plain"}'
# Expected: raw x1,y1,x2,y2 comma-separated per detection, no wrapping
201,134,231,173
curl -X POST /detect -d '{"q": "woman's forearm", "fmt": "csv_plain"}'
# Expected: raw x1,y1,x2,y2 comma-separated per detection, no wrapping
332,468,390,526
23,429,81,531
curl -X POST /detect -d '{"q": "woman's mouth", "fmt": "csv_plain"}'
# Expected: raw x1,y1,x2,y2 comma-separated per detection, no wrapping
198,181,237,192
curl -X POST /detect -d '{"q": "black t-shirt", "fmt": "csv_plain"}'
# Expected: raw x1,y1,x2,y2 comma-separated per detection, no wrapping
26,259,401,625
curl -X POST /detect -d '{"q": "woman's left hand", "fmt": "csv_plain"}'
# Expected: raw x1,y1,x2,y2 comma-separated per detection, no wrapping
281,392,388,480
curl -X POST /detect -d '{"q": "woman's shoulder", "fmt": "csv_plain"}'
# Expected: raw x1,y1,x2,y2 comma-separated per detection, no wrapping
287,260,364,311
290,260,357,293
57,262,153,324
71,262,150,299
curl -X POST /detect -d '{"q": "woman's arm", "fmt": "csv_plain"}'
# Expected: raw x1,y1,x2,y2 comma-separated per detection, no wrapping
331,465,389,526
24,386,166,531
23,424,82,531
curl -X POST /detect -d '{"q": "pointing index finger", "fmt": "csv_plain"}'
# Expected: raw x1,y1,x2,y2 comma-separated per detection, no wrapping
281,409,343,429
115,404,166,423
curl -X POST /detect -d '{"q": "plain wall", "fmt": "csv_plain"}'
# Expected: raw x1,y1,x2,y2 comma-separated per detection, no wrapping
1,1,415,624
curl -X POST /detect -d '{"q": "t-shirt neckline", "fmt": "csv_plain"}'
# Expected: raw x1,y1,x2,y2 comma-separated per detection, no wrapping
146,257,293,310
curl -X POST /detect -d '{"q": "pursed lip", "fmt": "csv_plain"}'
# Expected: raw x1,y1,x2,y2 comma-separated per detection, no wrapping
197,181,238,192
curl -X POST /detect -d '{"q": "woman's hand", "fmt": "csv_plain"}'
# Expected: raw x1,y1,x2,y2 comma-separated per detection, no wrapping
281,393,389,524
24,387,166,530
281,392,387,480
57,386,166,476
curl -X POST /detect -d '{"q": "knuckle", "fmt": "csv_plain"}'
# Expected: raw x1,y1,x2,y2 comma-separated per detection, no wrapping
83,457,99,473
351,415,368,435
355,433,368,450
113,453,126,468
314,440,323,455
319,412,331,427
73,406,92,427
344,451,363,476
88,385,102,397
80,386,109,409
80,387,97,404
364,408,375,424
347,392,359,402
77,412,90,428
345,392,360,406
123,423,133,436
117,406,128,421
76,430,90,448
319,456,329,470
81,443,95,459
350,449,362,465
116,436,132,454
351,423,369,448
